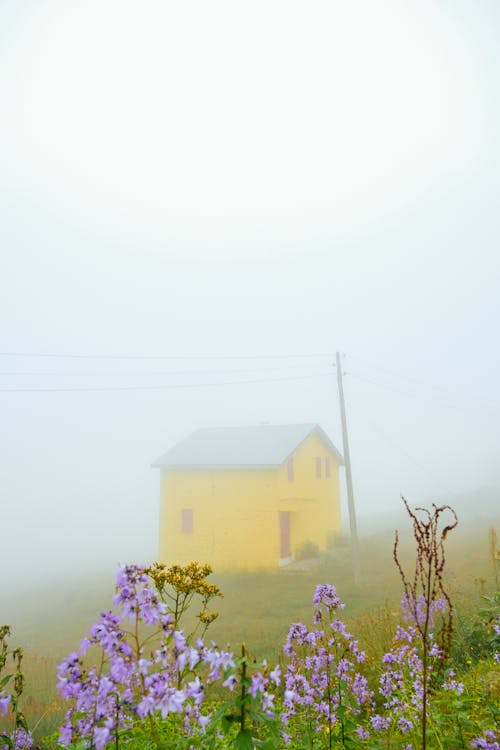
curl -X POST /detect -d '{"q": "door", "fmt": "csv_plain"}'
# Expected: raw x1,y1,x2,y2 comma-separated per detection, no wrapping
279,511,291,558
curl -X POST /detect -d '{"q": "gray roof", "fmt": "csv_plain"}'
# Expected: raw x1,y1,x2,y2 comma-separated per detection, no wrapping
152,423,343,469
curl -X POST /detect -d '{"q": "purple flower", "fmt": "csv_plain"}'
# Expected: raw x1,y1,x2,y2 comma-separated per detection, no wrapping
398,717,413,733
198,713,210,733
10,730,33,750
93,725,111,750
283,584,371,743
356,725,370,740
401,594,448,628
173,630,187,651
248,672,267,698
471,731,500,750
371,714,390,732
270,665,281,685
284,623,309,654
222,674,237,691
312,584,345,623
443,671,464,694
336,658,350,678
58,563,237,746
79,637,92,654
0,692,11,716
261,691,275,713
59,717,74,745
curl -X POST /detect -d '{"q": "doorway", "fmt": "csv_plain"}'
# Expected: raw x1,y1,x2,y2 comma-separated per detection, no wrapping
279,511,291,559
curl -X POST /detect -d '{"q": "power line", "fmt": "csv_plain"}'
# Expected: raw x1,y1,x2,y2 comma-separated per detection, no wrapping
0,363,332,377
0,372,332,393
0,351,334,361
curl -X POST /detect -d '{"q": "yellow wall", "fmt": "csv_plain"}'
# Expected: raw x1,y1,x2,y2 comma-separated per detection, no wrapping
158,432,341,571
277,431,341,556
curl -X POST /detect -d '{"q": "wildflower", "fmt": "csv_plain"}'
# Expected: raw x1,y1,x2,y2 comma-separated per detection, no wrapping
222,674,237,691
371,714,390,731
248,672,267,698
173,630,187,651
93,725,111,750
356,725,370,740
284,623,309,654
59,717,73,745
57,563,234,747
471,730,500,750
312,584,345,624
270,664,281,685
442,670,464,694
10,730,34,750
0,692,11,716
397,716,413,733
198,713,210,732
283,584,372,743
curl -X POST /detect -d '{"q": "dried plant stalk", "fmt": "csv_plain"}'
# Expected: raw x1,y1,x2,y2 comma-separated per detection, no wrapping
393,497,458,750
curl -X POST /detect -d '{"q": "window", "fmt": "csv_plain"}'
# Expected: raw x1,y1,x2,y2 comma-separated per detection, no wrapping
325,456,331,478
287,456,294,482
315,456,322,479
181,508,193,534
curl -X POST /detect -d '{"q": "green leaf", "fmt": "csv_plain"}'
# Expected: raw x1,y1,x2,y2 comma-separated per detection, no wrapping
0,674,12,688
234,729,254,750
248,708,276,727
221,714,239,734
256,740,277,750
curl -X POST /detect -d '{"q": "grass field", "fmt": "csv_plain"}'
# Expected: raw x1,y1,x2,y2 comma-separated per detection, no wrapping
2,518,498,741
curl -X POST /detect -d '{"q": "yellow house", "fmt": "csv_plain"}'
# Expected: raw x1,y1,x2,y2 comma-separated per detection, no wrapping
153,423,343,571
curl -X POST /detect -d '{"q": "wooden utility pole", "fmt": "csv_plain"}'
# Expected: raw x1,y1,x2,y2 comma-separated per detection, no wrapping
336,351,361,585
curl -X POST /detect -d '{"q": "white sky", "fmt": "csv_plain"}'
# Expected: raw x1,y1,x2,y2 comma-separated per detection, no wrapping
1,0,499,594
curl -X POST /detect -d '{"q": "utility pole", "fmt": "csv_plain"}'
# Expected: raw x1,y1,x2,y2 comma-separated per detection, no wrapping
336,351,361,585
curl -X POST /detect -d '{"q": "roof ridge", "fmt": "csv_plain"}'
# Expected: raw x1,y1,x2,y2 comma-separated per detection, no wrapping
152,423,343,468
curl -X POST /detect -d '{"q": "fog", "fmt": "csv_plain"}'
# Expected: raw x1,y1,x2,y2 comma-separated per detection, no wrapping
1,1,499,602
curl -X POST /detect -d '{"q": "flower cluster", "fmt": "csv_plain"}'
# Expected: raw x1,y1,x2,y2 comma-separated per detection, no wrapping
282,584,372,743
57,565,235,749
400,593,448,630
4,729,34,750
471,730,500,750
57,564,285,750
442,669,464,695
146,561,223,633
372,594,464,739
52,553,497,750
247,660,281,716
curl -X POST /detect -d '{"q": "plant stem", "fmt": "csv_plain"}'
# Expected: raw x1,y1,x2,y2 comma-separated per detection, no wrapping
240,644,247,734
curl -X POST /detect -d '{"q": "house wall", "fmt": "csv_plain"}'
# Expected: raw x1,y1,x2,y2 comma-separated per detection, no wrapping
158,432,342,571
277,431,341,558
159,468,279,570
